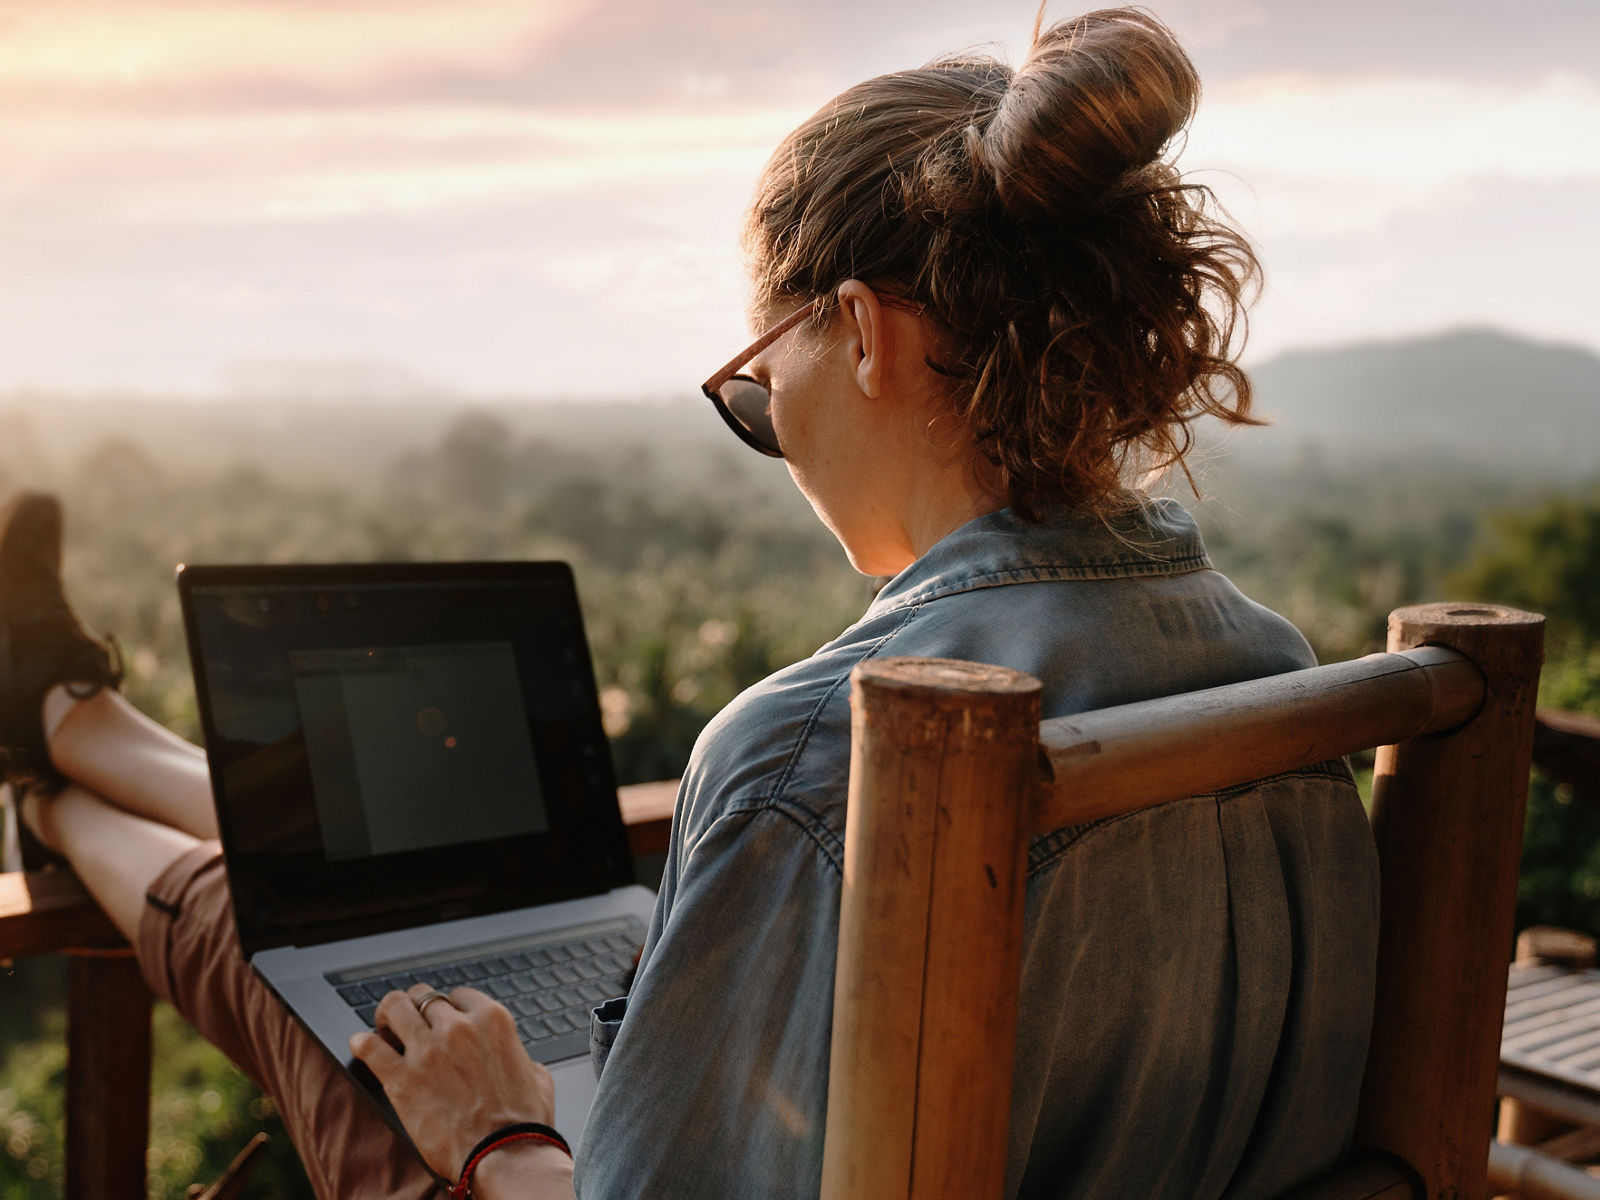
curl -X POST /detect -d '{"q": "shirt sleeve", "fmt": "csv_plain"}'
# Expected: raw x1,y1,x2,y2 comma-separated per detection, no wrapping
573,804,841,1198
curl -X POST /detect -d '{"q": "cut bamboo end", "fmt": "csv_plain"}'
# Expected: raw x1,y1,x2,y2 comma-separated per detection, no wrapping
1389,601,1546,629
852,656,1042,697
851,657,1043,750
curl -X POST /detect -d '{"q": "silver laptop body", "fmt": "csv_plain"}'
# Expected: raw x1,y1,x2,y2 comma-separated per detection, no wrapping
178,561,656,1142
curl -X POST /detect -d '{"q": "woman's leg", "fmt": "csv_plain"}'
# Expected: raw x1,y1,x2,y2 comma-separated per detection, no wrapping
42,684,218,840
3,494,437,1195
21,785,440,1199
19,780,198,941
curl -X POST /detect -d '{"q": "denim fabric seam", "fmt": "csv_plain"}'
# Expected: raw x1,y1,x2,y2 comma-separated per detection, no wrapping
716,797,847,877
870,557,1215,616
763,602,925,803
1026,760,1357,874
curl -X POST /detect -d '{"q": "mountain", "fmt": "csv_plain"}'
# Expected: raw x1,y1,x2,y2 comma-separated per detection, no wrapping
6,327,1595,485
1227,328,1600,475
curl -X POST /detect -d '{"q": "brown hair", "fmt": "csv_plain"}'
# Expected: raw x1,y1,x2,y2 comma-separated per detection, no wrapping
743,7,1261,518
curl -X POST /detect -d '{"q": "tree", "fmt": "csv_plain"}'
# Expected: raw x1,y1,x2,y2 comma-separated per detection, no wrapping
1454,491,1600,654
1453,490,1600,715
1455,490,1600,936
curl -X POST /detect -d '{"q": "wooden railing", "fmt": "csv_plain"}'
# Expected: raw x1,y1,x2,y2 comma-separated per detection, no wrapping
0,779,678,1200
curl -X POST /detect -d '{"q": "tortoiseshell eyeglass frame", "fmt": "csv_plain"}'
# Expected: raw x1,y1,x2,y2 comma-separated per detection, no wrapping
699,298,824,458
700,292,927,458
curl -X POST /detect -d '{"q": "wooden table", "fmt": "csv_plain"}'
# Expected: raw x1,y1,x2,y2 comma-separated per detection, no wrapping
1502,961,1600,1129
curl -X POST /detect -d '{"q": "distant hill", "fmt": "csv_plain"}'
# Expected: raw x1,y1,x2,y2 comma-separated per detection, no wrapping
1229,328,1600,475
5,327,1595,488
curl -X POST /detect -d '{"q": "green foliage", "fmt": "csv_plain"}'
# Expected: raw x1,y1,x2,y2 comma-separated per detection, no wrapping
0,1009,62,1196
1517,772,1600,936
1452,490,1600,712
1453,492,1600,646
1,394,1597,1188
0,400,873,1192
1186,450,1535,664
1449,490,1600,937
0,1000,309,1198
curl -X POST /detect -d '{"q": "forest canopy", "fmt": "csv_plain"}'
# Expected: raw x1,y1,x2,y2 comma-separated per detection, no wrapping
0,391,1596,1197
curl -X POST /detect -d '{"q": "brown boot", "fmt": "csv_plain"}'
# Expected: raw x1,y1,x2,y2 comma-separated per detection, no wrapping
0,492,121,805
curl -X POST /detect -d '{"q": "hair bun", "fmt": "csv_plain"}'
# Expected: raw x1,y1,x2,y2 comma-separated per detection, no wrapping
982,8,1198,220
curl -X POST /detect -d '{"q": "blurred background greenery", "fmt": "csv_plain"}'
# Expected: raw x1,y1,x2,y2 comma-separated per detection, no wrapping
1,333,1597,1194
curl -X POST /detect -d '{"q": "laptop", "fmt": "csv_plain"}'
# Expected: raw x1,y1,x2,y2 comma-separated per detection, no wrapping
176,560,659,1141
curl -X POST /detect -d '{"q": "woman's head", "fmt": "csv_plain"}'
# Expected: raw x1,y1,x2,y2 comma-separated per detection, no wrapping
742,7,1260,520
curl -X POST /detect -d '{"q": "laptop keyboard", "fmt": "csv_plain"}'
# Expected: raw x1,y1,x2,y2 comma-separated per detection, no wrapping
325,917,645,1064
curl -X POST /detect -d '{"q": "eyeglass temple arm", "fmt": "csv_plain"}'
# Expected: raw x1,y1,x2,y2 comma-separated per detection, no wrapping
700,299,823,393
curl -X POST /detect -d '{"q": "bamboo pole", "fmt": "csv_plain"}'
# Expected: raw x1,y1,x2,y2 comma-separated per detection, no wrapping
1355,603,1545,1200
821,657,1041,1200
1034,646,1483,832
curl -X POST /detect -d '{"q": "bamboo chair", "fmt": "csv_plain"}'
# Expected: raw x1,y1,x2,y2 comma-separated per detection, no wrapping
820,603,1549,1200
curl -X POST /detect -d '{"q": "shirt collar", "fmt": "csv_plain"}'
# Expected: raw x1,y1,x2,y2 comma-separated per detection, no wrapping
863,494,1212,617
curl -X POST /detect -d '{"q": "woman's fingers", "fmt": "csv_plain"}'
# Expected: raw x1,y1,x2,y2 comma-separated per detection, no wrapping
406,981,462,1026
349,1028,402,1075
375,987,429,1045
349,981,559,1177
445,986,497,1013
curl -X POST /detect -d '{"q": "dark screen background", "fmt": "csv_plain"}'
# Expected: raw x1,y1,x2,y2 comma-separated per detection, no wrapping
291,642,548,860
182,563,631,953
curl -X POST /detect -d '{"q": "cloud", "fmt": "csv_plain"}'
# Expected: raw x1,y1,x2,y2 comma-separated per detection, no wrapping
0,0,583,97
1240,176,1600,363
2,100,801,229
1188,72,1600,238
1,0,1597,395
1184,0,1600,86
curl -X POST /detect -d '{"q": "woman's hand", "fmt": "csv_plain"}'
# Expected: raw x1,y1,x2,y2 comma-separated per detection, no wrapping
350,983,558,1181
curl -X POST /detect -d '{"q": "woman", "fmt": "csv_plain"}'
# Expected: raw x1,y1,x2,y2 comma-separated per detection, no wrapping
5,9,1378,1198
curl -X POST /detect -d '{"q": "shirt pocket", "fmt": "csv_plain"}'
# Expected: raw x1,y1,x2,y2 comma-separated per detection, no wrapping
591,995,629,1080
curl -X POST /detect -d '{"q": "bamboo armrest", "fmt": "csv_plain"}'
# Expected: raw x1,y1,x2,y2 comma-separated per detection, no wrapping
1034,646,1484,831
0,780,680,960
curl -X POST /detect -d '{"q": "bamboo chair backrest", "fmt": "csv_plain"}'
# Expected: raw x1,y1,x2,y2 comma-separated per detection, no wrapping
819,603,1545,1200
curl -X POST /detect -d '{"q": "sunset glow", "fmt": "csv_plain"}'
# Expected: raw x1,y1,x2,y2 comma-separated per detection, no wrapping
2,0,1595,396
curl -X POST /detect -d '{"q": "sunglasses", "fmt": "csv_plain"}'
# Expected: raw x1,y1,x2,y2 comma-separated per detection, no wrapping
700,298,823,458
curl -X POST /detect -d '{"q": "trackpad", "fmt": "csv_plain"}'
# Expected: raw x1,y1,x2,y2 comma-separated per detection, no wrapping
551,1056,599,1141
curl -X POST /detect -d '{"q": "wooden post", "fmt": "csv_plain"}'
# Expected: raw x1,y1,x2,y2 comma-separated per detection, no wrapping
821,657,1041,1200
1356,603,1545,1200
66,952,152,1200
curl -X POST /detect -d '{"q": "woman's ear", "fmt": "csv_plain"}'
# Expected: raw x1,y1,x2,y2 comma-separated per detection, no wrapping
836,279,886,399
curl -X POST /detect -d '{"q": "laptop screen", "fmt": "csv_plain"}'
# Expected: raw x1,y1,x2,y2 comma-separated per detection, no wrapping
290,641,548,860
178,562,634,954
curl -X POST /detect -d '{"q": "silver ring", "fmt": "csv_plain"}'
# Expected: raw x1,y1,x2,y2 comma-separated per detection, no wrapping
415,989,452,1019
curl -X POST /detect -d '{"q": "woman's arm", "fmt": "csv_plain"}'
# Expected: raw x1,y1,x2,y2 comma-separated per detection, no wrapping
350,984,577,1199
470,1141,576,1197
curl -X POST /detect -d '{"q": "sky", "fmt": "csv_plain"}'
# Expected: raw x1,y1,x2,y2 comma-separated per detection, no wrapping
1,0,1596,400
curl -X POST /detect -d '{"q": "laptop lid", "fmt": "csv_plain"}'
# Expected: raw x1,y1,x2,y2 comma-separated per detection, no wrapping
177,561,633,957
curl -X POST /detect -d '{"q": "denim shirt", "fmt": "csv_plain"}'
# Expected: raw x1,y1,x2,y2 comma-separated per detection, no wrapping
576,498,1379,1200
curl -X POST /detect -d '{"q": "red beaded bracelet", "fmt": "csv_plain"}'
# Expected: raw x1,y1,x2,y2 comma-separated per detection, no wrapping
449,1122,572,1199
